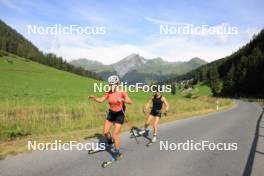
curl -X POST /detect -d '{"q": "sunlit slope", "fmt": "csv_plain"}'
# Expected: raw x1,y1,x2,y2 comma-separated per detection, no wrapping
0,56,101,104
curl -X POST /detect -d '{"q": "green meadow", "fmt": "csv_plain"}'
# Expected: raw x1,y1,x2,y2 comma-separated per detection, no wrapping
0,55,233,158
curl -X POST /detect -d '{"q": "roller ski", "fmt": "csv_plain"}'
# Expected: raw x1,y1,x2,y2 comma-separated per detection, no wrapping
130,127,150,137
101,149,124,168
88,148,103,154
146,134,157,147
88,138,114,155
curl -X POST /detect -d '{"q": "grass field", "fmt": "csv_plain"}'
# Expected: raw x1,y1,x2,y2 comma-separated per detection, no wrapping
179,82,213,98
0,55,233,158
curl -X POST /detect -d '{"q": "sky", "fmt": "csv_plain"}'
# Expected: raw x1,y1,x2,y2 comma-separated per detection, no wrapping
0,0,263,64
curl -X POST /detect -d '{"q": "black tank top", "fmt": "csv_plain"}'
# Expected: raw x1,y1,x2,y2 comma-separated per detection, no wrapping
152,95,163,110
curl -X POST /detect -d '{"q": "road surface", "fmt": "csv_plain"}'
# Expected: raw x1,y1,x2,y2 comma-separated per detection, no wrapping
0,100,263,176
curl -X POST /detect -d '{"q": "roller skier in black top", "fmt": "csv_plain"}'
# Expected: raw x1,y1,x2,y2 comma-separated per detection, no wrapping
140,88,170,145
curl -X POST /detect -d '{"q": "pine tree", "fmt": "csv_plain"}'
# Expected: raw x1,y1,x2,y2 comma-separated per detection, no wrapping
200,66,208,81
235,56,247,94
171,84,176,95
223,64,235,95
245,47,262,94
209,66,221,96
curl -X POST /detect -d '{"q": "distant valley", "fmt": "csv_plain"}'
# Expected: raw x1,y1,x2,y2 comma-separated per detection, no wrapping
70,54,207,83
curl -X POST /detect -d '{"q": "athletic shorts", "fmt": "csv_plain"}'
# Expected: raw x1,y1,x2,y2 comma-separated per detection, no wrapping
150,109,162,117
107,110,125,124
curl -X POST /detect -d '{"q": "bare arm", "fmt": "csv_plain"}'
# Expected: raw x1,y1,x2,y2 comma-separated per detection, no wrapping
144,97,153,111
162,96,169,111
88,95,107,103
116,93,132,104
124,95,132,104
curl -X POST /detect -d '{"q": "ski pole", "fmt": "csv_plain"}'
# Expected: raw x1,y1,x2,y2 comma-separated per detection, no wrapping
121,109,139,144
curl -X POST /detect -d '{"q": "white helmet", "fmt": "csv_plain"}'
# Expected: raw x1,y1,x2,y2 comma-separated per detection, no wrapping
108,75,119,85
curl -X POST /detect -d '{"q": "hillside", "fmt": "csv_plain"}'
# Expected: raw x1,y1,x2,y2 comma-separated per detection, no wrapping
70,54,207,83
69,58,111,71
0,54,230,144
0,19,101,80
0,55,101,104
169,29,264,97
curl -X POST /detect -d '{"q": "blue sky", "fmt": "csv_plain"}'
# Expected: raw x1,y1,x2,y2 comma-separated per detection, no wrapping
0,0,263,64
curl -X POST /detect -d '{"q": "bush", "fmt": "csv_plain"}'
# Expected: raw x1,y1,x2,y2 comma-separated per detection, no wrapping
0,50,8,57
185,92,193,98
6,125,30,140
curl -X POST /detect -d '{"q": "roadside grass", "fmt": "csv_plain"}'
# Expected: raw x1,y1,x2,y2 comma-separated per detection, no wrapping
0,95,221,140
193,82,213,96
0,55,234,159
0,96,233,159
179,82,213,98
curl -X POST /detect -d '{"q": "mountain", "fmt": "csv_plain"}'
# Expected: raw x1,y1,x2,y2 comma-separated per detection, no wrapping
70,54,207,83
134,57,206,75
112,54,147,77
168,29,264,97
69,58,116,80
187,57,208,68
69,58,106,71
0,19,101,80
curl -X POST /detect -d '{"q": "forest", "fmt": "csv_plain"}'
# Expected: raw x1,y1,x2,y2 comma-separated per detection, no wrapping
166,29,264,97
0,20,101,80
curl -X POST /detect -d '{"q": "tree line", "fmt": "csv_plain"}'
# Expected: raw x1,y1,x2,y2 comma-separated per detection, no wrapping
164,29,264,97
0,19,101,80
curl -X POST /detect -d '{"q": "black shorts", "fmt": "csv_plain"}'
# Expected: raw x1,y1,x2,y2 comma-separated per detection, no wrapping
150,109,162,117
107,110,125,124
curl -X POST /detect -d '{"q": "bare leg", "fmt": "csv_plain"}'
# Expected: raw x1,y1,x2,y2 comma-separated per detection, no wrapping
112,123,122,149
144,115,153,129
153,116,160,136
103,120,113,141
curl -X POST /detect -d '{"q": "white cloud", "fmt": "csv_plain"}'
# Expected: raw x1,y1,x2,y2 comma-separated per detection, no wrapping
47,44,156,64
143,36,240,61
15,18,261,64
43,33,241,64
145,17,242,44
33,27,260,64
145,17,188,25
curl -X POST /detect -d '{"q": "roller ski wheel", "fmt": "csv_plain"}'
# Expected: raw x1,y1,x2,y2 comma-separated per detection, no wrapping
101,153,123,168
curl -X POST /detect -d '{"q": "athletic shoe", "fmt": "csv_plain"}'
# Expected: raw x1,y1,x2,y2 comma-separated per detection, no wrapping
152,135,157,143
114,149,123,160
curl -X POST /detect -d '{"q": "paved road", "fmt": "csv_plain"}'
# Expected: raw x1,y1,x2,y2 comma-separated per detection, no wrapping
1,100,263,176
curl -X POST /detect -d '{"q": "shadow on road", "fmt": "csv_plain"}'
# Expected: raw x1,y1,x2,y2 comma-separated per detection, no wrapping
242,107,264,176
129,126,152,143
84,133,116,157
255,151,264,155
